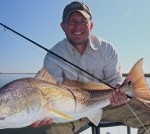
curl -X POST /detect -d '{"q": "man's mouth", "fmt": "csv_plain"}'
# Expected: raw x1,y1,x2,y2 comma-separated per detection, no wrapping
73,32,83,35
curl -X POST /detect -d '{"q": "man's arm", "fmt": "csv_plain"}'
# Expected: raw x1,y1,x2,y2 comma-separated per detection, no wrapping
43,52,64,83
102,43,127,106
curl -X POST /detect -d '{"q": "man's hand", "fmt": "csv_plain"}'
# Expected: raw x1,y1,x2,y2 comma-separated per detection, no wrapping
31,117,53,128
110,88,128,107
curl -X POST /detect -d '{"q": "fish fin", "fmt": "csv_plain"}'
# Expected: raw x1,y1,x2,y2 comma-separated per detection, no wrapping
35,67,57,84
124,58,150,100
87,110,103,126
49,109,73,121
63,79,112,91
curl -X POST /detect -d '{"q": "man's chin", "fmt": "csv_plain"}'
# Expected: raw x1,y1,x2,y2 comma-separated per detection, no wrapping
69,39,88,46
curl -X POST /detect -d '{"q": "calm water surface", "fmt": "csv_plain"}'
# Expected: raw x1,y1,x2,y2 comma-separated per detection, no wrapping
0,74,35,87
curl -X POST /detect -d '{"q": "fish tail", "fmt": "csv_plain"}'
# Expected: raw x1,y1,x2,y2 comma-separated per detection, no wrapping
124,58,150,101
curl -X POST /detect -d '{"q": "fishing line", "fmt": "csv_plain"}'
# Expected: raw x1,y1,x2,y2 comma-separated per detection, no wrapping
0,23,95,82
124,100,150,134
1,23,95,83
0,22,149,133
0,25,45,57
49,56,150,133
144,102,150,108
47,56,96,83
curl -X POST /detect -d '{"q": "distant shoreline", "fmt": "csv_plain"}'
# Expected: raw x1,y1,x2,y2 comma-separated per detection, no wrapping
0,73,150,77
0,73,36,74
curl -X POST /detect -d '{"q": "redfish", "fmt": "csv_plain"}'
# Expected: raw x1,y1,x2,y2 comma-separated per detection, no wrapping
0,58,150,129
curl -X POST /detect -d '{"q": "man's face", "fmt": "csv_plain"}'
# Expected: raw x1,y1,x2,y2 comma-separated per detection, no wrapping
61,12,93,45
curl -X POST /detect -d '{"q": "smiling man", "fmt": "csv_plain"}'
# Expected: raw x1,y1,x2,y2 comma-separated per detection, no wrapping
31,1,150,134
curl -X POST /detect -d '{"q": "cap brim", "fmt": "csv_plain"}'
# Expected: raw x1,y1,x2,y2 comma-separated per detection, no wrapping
66,10,91,21
76,10,91,20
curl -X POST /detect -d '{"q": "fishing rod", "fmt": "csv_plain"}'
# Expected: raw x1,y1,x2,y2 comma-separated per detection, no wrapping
0,22,131,98
2,23,150,133
2,22,150,134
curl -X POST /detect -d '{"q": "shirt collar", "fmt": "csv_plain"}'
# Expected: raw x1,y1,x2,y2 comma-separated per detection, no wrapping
65,34,98,52
88,35,98,50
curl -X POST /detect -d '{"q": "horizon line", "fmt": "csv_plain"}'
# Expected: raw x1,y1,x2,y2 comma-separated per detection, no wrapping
0,73,36,74
0,73,150,77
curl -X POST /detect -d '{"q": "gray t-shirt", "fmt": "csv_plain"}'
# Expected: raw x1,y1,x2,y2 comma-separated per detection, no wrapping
44,34,123,87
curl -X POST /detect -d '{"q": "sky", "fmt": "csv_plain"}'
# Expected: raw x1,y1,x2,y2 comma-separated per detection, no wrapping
0,0,150,74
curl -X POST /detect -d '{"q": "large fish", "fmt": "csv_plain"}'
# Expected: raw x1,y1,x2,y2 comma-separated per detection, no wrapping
0,58,150,129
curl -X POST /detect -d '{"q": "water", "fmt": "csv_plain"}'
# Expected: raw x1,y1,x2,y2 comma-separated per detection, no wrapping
0,74,149,134
0,73,35,87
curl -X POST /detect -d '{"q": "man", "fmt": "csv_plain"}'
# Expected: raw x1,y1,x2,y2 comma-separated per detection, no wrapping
32,1,150,134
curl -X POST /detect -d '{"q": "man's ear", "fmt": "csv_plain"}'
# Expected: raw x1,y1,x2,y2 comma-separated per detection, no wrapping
89,22,93,30
60,22,65,32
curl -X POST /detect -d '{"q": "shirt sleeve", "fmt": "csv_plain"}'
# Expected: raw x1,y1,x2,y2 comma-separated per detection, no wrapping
102,43,123,87
43,51,64,84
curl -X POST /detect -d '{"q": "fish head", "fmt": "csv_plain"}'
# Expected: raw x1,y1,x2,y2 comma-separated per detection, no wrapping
0,78,44,123
0,103,10,121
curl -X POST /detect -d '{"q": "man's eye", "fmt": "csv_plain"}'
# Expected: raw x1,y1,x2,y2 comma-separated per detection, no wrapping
80,20,88,24
67,20,88,25
68,20,76,24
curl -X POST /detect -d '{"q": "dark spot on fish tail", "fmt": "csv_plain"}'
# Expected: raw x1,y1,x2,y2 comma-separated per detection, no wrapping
0,117,5,120
128,81,132,85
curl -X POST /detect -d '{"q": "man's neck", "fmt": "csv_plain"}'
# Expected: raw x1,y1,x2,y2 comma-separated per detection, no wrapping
73,43,87,55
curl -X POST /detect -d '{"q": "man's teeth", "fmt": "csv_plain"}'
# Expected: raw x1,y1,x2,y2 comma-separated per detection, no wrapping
74,32,82,35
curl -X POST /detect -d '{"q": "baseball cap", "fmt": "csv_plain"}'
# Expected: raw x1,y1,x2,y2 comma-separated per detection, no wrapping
62,1,92,22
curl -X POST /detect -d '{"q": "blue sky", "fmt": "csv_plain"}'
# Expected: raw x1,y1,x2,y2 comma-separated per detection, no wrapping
0,0,150,73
